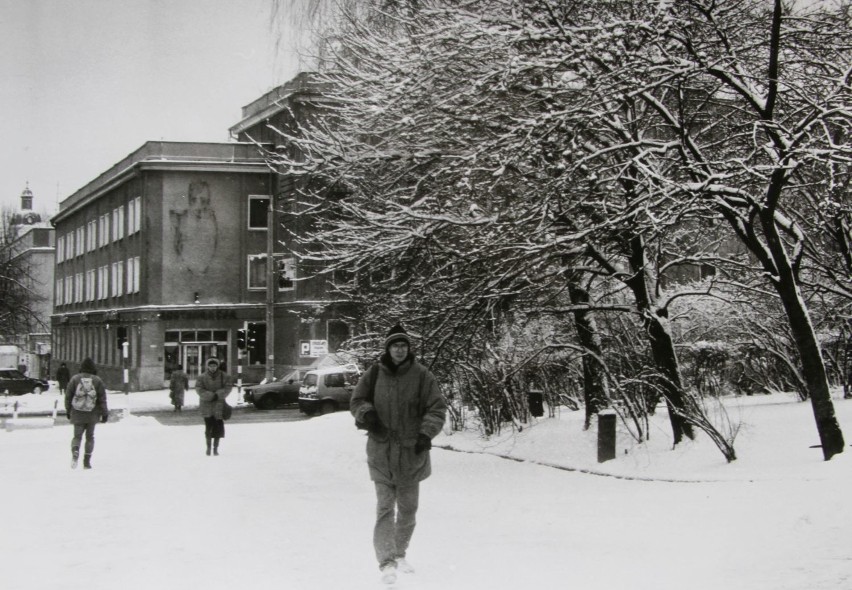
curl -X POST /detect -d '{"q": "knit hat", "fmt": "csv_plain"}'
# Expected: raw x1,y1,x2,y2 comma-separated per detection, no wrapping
384,324,411,351
206,358,220,368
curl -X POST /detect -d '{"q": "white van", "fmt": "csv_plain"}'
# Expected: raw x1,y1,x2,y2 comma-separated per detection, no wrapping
298,364,361,415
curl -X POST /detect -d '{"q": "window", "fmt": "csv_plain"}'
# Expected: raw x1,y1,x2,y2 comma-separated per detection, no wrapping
111,261,124,297
277,256,296,291
86,269,96,301
76,227,85,257
65,233,74,259
126,256,140,294
98,266,108,300
56,236,65,263
75,273,83,303
128,197,141,234
99,214,110,247
64,277,72,305
112,206,124,241
56,279,64,306
248,195,270,229
248,254,268,290
87,220,97,252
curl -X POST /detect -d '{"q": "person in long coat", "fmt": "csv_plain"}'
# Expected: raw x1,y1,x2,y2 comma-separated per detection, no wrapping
196,357,233,456
64,358,108,469
350,324,447,585
56,363,71,395
169,364,189,412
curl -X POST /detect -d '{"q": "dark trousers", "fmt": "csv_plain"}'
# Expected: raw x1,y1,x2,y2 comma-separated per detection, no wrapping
204,417,225,439
374,481,420,568
72,423,96,455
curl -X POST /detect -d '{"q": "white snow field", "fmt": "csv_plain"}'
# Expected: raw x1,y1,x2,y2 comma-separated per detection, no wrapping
0,389,850,590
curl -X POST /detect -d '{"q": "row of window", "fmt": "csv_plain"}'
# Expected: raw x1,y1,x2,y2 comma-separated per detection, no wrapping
57,197,142,263
56,257,141,305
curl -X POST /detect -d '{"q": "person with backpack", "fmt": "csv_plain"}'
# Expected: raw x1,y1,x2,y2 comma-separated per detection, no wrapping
196,357,233,456
64,358,109,470
350,324,447,585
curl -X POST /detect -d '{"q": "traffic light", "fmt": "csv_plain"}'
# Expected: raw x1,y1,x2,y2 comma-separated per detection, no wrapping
236,328,247,350
246,323,258,350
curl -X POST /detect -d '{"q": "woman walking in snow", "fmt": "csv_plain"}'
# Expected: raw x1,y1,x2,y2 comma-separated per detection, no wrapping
64,358,109,469
350,324,447,585
169,363,189,412
195,357,232,456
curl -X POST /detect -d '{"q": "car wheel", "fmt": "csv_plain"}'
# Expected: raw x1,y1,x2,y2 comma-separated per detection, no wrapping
32,386,43,395
319,400,336,415
257,395,278,411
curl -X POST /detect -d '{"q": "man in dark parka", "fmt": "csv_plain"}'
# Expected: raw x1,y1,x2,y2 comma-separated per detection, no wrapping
350,324,447,584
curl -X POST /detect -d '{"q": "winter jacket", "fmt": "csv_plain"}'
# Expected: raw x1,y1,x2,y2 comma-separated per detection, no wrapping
64,372,109,425
56,366,71,393
169,370,189,406
196,369,233,419
350,357,447,485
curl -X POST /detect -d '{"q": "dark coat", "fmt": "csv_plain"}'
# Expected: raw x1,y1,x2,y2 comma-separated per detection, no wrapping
196,369,233,420
64,372,108,425
56,366,71,392
350,358,446,485
169,370,189,406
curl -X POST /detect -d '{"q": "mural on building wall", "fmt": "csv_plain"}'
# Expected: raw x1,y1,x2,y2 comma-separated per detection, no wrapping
169,181,219,274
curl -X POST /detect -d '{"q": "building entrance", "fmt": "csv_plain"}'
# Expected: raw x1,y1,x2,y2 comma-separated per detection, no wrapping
164,329,229,386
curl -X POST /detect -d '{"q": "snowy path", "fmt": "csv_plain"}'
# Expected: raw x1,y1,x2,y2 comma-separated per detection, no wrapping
0,408,849,590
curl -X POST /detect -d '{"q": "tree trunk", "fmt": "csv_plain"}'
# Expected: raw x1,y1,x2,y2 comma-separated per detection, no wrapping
625,236,695,445
761,214,845,460
568,281,610,430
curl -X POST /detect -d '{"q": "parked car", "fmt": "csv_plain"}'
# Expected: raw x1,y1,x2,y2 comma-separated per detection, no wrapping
243,369,305,410
298,364,361,416
0,368,50,395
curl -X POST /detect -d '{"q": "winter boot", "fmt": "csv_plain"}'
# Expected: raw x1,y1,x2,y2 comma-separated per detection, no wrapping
206,437,212,456
213,438,220,456
71,448,80,469
396,557,415,574
380,563,397,585
83,454,92,470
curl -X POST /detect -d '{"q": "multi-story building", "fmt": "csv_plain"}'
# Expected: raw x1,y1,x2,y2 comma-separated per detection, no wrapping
51,75,354,391
4,184,55,379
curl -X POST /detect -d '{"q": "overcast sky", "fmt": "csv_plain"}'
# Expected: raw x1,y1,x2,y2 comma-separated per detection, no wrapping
0,0,302,215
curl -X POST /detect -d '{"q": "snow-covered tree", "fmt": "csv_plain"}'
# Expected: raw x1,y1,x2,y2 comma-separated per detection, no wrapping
273,0,847,459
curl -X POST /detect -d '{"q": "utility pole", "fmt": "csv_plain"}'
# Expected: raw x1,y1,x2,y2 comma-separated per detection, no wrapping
265,193,275,381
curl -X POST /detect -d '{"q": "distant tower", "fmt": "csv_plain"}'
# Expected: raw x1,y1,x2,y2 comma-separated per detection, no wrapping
20,182,34,211
11,183,43,229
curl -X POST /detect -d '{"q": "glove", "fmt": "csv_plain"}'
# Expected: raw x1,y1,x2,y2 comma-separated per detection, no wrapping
414,433,432,455
362,410,380,432
100,414,108,424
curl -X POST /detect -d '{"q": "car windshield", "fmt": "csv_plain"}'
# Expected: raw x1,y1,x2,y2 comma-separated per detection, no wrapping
303,374,318,387
281,370,301,383
0,370,25,379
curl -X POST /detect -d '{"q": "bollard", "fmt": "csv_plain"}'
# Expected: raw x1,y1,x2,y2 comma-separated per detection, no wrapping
597,409,617,463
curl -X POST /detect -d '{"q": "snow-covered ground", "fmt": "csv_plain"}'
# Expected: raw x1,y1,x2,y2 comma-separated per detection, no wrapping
0,387,850,590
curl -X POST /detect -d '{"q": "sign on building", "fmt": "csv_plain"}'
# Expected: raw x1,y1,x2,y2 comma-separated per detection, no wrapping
300,340,328,358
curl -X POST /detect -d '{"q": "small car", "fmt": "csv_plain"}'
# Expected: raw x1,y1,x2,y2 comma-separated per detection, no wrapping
243,369,305,410
298,364,361,416
0,368,50,395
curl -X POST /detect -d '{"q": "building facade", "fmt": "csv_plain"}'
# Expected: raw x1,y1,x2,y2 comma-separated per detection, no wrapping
50,134,350,390
5,185,55,378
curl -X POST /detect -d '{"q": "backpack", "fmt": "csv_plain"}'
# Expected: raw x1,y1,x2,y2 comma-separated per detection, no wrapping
354,364,380,430
71,377,97,412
